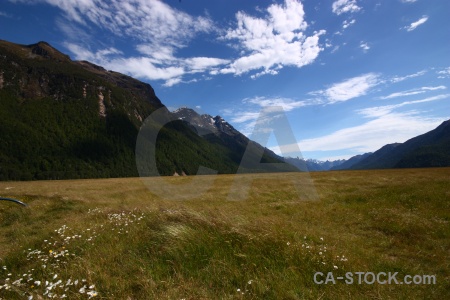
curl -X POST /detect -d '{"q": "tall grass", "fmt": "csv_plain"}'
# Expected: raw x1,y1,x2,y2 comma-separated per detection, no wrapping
1,168,449,299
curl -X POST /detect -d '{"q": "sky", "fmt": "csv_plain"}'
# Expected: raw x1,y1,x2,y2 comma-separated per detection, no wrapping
1,0,449,161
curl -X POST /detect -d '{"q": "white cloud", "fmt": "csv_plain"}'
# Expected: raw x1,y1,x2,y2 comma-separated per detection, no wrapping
250,68,280,79
230,112,261,124
229,96,308,125
224,95,318,137
108,57,186,81
437,67,450,79
220,0,325,77
185,57,231,73
135,44,177,64
332,0,361,15
390,70,427,83
400,0,418,3
342,19,356,29
359,41,370,52
359,94,450,118
331,45,340,53
65,42,187,83
403,15,428,31
244,96,309,112
380,86,447,99
422,86,447,91
312,73,380,103
64,42,123,62
162,78,183,88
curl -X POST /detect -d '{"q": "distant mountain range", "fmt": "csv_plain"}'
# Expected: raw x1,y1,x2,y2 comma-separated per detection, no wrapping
0,40,293,181
283,157,346,172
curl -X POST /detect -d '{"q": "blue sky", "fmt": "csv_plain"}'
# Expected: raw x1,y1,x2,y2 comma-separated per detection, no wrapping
1,0,449,160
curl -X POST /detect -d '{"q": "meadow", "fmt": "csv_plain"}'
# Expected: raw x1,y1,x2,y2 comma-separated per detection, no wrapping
0,168,449,299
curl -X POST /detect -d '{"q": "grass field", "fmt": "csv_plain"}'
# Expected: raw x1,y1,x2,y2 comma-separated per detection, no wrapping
0,168,449,299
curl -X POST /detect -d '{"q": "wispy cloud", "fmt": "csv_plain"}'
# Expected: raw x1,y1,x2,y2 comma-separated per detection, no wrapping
400,0,418,3
277,94,449,154
390,70,427,83
224,96,316,136
342,19,356,29
296,112,444,153
0,11,13,18
311,73,380,103
244,96,310,112
185,57,231,73
229,96,310,124
334,19,355,35
12,0,227,86
12,0,327,85
380,86,447,99
64,43,123,62
437,67,450,79
359,94,450,118
332,0,361,15
359,41,370,52
403,15,428,31
18,0,213,46
220,0,325,77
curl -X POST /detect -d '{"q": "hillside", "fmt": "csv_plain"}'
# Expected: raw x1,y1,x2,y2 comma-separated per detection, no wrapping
350,143,401,170
330,153,372,170
172,107,294,172
350,120,450,170
0,40,291,180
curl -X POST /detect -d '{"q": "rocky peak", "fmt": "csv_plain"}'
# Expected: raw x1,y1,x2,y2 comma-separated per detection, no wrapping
27,41,71,62
213,115,240,136
172,107,218,136
171,107,246,138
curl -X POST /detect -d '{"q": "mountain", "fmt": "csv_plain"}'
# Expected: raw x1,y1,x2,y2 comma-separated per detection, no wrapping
172,107,219,136
283,157,346,171
350,143,401,170
349,120,450,170
330,153,372,170
315,159,346,170
171,107,297,173
172,107,250,142
0,40,292,180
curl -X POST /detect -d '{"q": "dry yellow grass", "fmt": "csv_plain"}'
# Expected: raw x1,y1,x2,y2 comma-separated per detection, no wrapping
1,168,449,299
